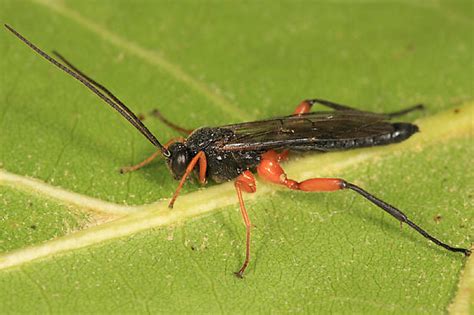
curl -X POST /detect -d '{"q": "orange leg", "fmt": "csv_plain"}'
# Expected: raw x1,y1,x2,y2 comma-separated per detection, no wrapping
168,151,207,208
297,98,424,117
257,151,343,191
261,150,288,163
257,152,471,257
120,137,185,174
293,99,315,115
294,98,360,114
120,151,161,174
234,170,257,278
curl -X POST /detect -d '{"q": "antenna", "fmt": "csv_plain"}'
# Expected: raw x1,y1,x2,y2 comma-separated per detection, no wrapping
4,24,170,157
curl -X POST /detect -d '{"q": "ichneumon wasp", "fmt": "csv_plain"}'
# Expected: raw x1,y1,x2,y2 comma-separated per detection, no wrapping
5,24,470,278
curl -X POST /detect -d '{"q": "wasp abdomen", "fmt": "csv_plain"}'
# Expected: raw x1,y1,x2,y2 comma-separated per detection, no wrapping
290,122,419,152
339,122,419,149
390,123,419,142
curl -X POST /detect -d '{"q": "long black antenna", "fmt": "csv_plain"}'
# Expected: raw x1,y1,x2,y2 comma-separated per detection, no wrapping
52,51,129,118
4,24,170,157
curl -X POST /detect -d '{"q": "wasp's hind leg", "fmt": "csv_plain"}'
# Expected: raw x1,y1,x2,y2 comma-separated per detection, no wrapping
385,104,424,118
294,98,357,114
295,98,424,118
282,99,334,158
257,150,471,257
286,98,348,157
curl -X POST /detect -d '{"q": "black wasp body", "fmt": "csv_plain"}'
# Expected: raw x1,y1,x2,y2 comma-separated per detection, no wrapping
6,24,470,279
169,127,261,183
169,108,419,183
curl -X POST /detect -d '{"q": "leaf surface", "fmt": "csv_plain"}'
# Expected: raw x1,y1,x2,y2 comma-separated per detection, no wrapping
0,0,472,313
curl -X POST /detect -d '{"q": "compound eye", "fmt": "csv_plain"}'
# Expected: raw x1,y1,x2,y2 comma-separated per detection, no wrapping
172,152,189,178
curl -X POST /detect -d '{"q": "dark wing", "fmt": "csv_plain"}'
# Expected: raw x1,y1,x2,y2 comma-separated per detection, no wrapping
219,110,403,152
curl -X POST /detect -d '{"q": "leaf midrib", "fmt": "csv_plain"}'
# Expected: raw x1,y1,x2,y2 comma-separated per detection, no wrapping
0,102,472,273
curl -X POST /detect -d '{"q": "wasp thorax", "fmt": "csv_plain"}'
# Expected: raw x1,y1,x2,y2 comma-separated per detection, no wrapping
166,142,192,180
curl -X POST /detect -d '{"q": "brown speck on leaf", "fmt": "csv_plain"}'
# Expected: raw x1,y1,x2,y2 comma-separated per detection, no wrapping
453,108,460,114
406,43,415,51
433,215,442,224
137,113,146,121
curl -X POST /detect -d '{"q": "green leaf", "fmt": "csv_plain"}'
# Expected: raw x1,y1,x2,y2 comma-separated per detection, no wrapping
0,0,472,313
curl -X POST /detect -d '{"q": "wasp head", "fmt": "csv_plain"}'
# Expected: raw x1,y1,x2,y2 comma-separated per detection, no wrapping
166,142,192,180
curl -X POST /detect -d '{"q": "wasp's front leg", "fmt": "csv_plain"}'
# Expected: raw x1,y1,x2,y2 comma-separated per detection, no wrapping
120,137,185,174
169,151,207,208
